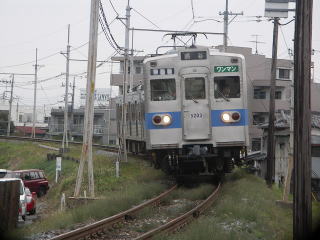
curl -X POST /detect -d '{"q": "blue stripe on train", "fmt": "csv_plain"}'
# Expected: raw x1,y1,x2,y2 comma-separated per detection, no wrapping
145,109,248,129
211,109,249,127
145,112,182,129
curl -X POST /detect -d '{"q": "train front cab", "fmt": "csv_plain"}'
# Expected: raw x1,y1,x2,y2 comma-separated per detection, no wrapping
145,49,249,176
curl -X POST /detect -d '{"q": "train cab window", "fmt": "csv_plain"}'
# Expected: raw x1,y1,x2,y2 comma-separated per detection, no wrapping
185,77,206,100
150,79,176,101
214,76,240,99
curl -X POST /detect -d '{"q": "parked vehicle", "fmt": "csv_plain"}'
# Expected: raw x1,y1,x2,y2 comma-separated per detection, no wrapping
0,178,26,221
14,169,49,197
25,187,36,215
18,179,27,221
0,169,17,178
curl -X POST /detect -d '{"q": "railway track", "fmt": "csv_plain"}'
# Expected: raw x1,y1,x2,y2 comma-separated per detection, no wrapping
49,185,177,240
0,135,118,152
48,183,220,240
133,183,221,240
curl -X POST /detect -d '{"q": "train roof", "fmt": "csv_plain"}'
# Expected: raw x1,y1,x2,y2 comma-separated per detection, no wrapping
143,45,245,64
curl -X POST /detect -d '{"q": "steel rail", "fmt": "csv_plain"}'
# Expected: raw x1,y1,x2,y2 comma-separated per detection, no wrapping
49,184,177,240
134,182,221,240
0,135,118,152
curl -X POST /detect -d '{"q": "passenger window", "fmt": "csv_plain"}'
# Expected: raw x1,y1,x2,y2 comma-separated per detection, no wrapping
33,172,39,179
150,78,176,101
30,172,37,179
214,76,240,99
185,77,206,100
38,171,44,178
23,173,31,180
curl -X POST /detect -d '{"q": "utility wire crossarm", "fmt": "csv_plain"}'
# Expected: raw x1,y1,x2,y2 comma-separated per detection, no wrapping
219,0,243,51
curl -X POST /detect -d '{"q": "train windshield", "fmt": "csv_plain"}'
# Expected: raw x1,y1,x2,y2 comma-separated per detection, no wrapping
185,77,206,100
150,78,176,101
214,76,240,99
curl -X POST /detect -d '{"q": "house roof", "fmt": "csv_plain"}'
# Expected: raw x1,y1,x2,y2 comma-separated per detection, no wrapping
260,113,320,129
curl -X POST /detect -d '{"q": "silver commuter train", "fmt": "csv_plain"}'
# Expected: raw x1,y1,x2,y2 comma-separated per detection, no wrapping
116,45,249,176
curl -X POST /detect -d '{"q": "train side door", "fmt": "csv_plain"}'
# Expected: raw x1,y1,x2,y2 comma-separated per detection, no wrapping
181,73,211,140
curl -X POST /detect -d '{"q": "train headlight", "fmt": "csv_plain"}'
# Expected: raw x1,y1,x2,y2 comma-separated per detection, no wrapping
221,111,241,123
152,114,172,126
162,115,172,125
221,112,231,122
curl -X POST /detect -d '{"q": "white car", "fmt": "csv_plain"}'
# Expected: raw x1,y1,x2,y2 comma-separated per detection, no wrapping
0,178,27,221
18,179,27,221
0,169,17,178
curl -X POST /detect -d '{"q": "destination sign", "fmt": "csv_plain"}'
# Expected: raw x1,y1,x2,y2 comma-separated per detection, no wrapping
214,65,239,73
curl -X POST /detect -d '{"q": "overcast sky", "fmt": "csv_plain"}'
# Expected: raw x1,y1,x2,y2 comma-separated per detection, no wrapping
0,0,319,110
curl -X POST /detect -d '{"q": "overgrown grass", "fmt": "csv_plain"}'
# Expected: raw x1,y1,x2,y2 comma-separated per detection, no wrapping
15,182,166,237
0,141,167,238
166,184,214,201
156,169,296,240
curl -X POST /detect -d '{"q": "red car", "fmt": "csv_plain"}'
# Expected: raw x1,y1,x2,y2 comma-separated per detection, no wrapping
14,169,49,197
25,187,36,215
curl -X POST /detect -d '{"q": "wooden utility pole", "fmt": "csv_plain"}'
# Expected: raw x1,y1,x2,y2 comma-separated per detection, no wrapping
74,0,99,198
31,48,38,138
7,74,14,136
266,17,279,187
0,179,20,233
62,24,71,150
293,0,313,238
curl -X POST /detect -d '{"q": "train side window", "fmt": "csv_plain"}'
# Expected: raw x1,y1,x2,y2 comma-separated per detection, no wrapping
150,78,176,101
214,76,240,98
185,77,206,100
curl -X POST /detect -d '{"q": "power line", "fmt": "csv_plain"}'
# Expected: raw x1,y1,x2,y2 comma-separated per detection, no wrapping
99,1,123,53
108,0,120,16
279,25,293,58
131,8,161,29
0,52,60,69
190,0,195,20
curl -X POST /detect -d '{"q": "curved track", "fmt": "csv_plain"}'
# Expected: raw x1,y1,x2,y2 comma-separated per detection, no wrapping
134,183,221,239
48,183,220,240
49,185,177,240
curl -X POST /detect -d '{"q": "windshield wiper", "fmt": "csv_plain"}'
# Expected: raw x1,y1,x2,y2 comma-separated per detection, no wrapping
188,93,199,103
216,89,230,102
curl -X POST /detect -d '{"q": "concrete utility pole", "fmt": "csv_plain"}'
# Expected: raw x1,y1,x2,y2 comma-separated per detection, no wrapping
293,0,313,238
31,48,39,138
120,0,131,162
70,76,76,139
266,17,279,187
74,0,99,198
219,0,243,51
62,24,71,150
7,74,14,136
0,73,34,135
